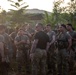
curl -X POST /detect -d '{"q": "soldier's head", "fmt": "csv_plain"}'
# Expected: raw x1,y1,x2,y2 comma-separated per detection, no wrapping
45,24,52,32
35,23,44,31
66,23,74,31
59,24,66,32
18,28,25,35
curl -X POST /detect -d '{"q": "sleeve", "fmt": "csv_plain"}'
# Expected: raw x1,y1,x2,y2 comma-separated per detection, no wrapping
52,31,56,36
66,33,71,40
10,32,14,39
49,31,56,40
74,32,76,38
0,35,4,43
5,34,10,43
22,35,29,41
15,36,19,42
34,33,39,39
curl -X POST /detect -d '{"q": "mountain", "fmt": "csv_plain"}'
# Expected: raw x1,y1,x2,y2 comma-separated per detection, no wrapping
25,9,51,14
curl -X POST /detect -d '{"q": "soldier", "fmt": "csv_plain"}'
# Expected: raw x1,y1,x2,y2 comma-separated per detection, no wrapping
46,24,57,75
9,26,19,41
0,25,9,75
57,24,72,75
14,28,30,75
1,25,12,62
30,23,49,75
66,23,76,71
9,26,19,60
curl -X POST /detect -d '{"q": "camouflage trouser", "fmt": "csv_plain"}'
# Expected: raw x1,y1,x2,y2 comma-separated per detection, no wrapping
16,48,30,73
57,49,69,75
22,48,31,74
7,45,13,61
31,48,47,75
16,50,24,72
0,54,9,75
68,50,75,71
74,46,76,60
47,49,57,75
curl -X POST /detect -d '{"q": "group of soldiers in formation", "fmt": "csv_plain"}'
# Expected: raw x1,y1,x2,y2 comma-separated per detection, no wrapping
0,23,76,75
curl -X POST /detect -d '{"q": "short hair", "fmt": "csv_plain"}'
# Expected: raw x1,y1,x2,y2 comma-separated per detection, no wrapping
67,23,74,30
18,28,24,31
36,23,43,28
61,24,66,29
67,23,72,26
46,24,51,27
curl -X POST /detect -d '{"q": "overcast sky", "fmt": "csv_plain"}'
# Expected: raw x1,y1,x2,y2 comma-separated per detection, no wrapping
0,0,70,12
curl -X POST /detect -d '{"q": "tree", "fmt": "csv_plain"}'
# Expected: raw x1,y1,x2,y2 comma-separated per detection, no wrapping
65,0,76,28
0,9,7,24
52,0,65,24
44,0,76,29
8,0,29,27
43,11,51,25
43,0,64,26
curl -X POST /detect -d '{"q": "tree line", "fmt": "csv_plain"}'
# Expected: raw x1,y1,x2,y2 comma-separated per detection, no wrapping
0,0,76,29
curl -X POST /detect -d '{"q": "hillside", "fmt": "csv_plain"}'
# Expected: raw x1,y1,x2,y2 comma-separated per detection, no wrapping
25,9,51,14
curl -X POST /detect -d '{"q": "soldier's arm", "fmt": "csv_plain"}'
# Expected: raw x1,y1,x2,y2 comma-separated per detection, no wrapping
46,42,50,51
14,40,22,45
14,36,24,45
9,35,14,42
0,42,5,62
67,38,72,50
50,35,55,46
27,39,30,44
73,32,76,40
30,39,38,53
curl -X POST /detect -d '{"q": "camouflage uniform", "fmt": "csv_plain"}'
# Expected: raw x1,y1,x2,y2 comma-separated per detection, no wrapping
31,48,47,75
69,31,76,56
30,30,49,75
0,35,9,75
15,34,30,74
47,31,57,75
3,33,12,62
67,31,76,71
57,32,70,75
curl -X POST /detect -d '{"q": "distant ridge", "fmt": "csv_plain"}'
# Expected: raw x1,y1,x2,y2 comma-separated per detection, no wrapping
25,9,51,14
